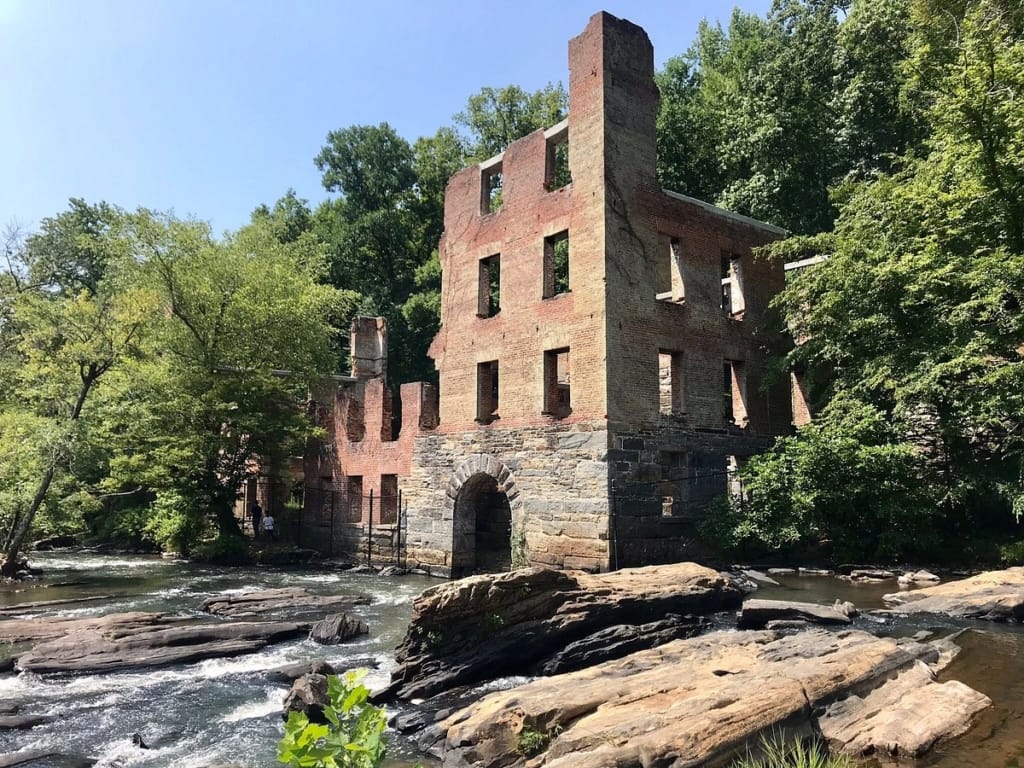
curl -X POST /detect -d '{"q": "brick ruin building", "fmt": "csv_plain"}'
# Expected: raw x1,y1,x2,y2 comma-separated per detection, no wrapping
288,12,797,576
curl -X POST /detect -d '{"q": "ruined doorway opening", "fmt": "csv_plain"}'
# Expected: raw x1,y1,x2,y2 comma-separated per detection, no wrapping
452,472,512,576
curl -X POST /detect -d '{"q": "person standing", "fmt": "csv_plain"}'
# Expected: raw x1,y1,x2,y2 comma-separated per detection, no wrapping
251,501,263,539
260,512,276,539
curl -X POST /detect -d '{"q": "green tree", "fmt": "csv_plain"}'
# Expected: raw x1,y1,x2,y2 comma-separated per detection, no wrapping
0,201,153,575
104,212,355,549
656,0,919,234
727,0,1024,556
455,83,567,161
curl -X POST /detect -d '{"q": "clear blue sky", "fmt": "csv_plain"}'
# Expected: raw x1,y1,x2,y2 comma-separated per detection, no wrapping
1,1,771,235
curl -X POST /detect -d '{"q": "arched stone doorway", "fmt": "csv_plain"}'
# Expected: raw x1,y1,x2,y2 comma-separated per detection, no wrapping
453,473,512,576
446,454,521,577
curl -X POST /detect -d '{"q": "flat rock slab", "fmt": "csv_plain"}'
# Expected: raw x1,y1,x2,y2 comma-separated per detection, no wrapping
0,752,94,768
0,715,51,730
387,563,745,701
434,629,989,768
0,612,184,646
882,567,1024,621
199,587,369,619
738,599,853,629
13,614,308,673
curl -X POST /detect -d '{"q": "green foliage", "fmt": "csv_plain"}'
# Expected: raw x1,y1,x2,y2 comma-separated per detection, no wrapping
730,732,855,768
192,532,253,565
277,671,387,768
516,724,562,758
455,83,567,161
657,0,919,233
0,200,155,573
97,211,350,547
704,397,940,562
999,539,1024,566
139,491,209,555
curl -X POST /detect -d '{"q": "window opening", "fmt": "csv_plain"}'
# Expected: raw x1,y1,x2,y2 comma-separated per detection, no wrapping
347,475,363,521
545,122,571,190
659,350,683,415
723,360,748,426
721,251,745,317
480,158,503,214
380,474,398,524
478,254,500,317
543,348,571,419
656,236,685,302
544,230,570,298
476,360,499,422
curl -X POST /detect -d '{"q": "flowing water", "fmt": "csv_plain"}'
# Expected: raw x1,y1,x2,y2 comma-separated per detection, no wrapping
2,557,1022,767
0,553,441,767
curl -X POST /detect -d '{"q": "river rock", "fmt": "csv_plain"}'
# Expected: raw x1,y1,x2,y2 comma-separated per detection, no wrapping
13,613,308,673
31,535,78,551
882,567,1024,621
849,569,895,581
738,569,780,586
820,660,989,757
387,563,746,700
432,629,989,767
537,615,708,676
737,599,853,629
0,752,94,768
282,673,330,724
0,715,51,730
199,588,369,620
899,569,941,587
266,659,337,683
310,613,369,644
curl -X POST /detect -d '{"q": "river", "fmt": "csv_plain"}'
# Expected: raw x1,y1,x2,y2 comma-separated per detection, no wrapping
1,555,1022,767
0,553,441,767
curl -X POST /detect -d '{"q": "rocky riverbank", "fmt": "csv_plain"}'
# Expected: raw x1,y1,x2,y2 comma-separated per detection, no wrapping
378,563,1006,767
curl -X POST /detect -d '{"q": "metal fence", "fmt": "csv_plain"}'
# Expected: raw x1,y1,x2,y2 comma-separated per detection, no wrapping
239,479,407,566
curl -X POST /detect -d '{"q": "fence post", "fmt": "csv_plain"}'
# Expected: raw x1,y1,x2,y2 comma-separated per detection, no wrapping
296,488,302,548
366,489,374,567
329,487,335,558
396,489,402,567
610,479,619,571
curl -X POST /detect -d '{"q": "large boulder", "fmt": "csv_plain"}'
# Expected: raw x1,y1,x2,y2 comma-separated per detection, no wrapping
310,613,369,645
430,629,989,768
386,563,746,700
882,567,1024,621
282,673,330,724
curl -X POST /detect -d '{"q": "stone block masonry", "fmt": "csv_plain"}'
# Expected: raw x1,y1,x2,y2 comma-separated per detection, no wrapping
294,11,793,575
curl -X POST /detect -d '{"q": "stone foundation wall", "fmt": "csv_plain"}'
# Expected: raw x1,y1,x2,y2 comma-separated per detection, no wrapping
401,421,611,576
608,424,776,567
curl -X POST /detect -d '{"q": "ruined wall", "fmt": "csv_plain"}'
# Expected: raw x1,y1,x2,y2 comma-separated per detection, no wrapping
303,12,794,573
400,423,610,576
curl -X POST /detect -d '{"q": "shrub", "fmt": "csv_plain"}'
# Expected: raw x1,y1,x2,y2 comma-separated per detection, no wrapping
702,397,941,563
278,670,387,768
192,533,253,565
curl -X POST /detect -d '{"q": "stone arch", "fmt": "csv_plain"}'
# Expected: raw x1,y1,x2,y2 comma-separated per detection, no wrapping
446,454,522,576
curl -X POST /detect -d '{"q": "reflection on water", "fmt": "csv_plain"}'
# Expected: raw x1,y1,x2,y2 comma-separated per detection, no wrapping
0,553,440,767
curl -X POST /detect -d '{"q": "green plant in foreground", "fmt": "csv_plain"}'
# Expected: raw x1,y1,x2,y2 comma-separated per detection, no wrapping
517,724,562,758
730,732,856,768
277,670,387,768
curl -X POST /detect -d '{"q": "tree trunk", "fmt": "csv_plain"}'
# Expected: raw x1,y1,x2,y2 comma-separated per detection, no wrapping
1,370,97,577
1,464,56,577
